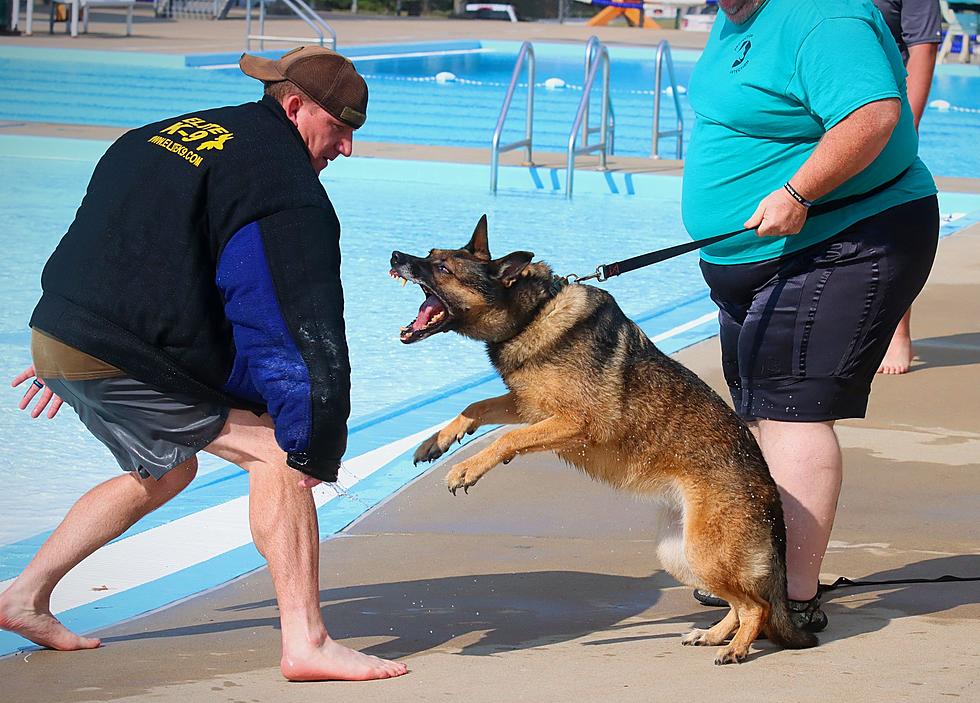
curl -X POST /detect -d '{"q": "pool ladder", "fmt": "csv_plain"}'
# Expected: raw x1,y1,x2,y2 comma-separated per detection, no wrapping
566,36,616,198
490,38,684,197
490,41,536,195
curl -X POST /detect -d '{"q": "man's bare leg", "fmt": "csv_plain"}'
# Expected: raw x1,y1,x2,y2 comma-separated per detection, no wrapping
0,460,198,650
878,308,913,375
754,420,843,601
204,409,408,681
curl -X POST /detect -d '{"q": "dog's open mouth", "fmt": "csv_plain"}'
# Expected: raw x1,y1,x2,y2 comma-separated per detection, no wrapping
390,270,452,343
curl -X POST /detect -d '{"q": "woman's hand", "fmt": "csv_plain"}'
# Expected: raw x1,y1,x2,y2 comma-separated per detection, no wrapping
745,187,809,237
12,365,64,419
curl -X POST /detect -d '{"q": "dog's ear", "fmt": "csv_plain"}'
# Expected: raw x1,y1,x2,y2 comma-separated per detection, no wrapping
492,251,534,288
464,214,491,261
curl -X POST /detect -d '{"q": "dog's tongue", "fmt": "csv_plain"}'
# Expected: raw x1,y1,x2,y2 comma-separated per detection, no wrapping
413,294,445,331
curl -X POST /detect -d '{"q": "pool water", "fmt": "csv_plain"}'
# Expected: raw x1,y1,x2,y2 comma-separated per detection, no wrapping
0,43,978,177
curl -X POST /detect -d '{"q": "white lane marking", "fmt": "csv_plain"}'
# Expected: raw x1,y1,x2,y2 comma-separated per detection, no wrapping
650,311,717,344
194,49,488,71
0,421,448,615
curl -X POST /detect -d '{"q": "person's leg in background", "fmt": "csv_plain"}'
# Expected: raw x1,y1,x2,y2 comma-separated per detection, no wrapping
878,40,939,375
203,409,408,682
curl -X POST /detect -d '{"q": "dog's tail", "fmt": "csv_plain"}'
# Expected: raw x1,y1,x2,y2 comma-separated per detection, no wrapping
765,590,818,649
761,512,819,649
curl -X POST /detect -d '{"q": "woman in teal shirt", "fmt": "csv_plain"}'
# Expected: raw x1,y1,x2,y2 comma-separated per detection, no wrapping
682,0,939,630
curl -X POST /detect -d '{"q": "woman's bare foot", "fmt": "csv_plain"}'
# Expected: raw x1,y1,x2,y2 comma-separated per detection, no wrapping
281,635,409,682
877,333,913,374
0,590,101,651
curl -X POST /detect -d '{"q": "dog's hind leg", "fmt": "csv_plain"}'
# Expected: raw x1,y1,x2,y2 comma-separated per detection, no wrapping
415,393,521,464
654,499,697,586
682,607,739,647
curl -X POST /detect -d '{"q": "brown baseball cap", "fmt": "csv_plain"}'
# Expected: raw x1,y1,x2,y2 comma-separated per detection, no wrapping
240,46,368,129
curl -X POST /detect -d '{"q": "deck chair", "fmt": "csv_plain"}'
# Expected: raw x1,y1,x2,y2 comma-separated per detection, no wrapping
939,0,979,63
51,0,135,36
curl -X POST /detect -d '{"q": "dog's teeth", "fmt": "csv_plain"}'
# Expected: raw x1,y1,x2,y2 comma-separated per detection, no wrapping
401,278,407,287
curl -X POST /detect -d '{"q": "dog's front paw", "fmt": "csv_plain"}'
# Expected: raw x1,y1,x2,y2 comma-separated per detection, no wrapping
444,461,488,496
414,432,448,465
413,420,475,465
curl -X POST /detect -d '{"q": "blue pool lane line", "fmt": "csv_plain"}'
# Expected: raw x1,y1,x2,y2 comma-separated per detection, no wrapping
0,293,718,657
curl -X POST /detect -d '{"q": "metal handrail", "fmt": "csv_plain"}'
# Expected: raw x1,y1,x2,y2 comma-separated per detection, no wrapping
245,0,337,52
490,41,536,194
565,41,611,198
651,40,683,160
582,36,615,153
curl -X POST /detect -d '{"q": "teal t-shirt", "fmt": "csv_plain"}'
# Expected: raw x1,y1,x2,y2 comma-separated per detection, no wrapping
682,0,937,265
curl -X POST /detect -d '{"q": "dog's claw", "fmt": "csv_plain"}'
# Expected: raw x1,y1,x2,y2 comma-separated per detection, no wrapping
464,485,469,494
450,486,457,496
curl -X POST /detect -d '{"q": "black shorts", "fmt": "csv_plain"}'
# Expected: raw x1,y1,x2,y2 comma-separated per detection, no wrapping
699,195,939,422
44,376,229,480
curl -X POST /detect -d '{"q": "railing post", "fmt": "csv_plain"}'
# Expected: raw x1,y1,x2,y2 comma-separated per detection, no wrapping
245,0,252,50
524,52,535,165
598,56,609,171
567,43,609,198
651,40,684,160
490,42,535,194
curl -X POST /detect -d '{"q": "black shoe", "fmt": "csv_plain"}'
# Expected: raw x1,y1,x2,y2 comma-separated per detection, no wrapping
693,588,729,608
788,595,828,633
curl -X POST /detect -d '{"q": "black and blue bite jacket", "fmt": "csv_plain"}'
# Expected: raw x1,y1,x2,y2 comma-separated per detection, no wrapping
31,96,351,482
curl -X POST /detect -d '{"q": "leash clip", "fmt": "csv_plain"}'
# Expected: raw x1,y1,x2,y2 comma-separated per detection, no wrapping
565,265,607,285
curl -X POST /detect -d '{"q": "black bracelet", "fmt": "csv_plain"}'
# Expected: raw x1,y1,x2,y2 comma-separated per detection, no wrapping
783,182,813,208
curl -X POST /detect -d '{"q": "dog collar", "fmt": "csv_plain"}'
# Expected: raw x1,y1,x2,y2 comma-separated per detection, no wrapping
549,275,569,296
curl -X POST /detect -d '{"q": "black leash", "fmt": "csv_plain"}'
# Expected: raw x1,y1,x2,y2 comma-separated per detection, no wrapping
565,169,911,284
819,574,980,595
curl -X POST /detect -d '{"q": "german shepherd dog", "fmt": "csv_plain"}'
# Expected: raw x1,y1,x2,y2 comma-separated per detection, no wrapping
389,216,817,664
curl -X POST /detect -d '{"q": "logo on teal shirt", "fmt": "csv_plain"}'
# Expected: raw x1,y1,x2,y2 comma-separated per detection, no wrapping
731,37,752,73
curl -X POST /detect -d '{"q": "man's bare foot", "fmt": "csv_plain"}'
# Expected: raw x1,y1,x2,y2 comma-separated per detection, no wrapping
281,635,409,681
877,334,913,374
0,591,101,651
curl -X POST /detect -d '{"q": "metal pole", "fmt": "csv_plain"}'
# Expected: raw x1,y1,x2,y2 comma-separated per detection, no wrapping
598,51,609,171
245,0,252,50
582,37,600,148
524,47,535,165
652,41,664,158
259,0,266,51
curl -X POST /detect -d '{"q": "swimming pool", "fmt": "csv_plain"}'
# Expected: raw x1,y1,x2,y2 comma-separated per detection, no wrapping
0,41,978,177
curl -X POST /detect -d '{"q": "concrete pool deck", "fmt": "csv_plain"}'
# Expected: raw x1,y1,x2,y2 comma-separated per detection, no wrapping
1,11,979,702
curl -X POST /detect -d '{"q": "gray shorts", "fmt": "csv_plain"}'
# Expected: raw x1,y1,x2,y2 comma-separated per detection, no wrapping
45,376,229,480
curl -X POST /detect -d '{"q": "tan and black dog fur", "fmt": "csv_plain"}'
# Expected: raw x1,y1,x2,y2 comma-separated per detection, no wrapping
389,215,817,664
